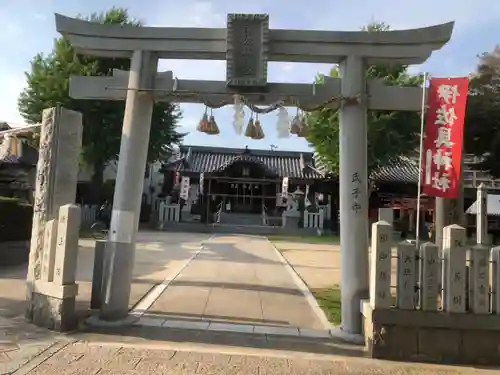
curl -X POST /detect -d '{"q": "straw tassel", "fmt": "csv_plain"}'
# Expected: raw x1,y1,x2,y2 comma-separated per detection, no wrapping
252,114,265,140
197,107,209,133
206,109,220,135
245,114,255,138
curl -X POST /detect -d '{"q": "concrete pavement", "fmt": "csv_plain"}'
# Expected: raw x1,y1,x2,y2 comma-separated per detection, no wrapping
136,234,329,331
0,232,213,320
272,240,399,290
14,340,498,375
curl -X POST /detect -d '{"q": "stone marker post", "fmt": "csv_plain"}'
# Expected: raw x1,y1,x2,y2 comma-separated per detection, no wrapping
25,107,83,329
442,224,466,311
369,221,392,309
421,242,439,311
469,244,490,314
491,247,500,314
40,219,57,282
477,183,488,245
396,241,417,309
31,204,81,331
442,225,467,313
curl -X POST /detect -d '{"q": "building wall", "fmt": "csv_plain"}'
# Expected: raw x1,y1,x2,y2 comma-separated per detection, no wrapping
77,160,164,205
463,155,500,190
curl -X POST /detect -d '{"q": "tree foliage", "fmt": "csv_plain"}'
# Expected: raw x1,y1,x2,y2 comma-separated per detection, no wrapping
18,7,185,183
306,22,422,178
464,46,500,177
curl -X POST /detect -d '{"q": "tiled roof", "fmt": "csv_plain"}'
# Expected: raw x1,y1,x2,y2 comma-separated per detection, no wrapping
370,157,419,184
164,145,424,184
164,145,323,179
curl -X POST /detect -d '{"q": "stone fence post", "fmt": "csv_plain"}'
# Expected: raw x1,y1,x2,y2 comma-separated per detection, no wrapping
369,221,392,309
420,242,439,311
442,225,467,313
491,247,500,314
469,244,490,314
396,240,417,309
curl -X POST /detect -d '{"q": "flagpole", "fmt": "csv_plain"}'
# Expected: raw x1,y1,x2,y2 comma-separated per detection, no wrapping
415,72,428,248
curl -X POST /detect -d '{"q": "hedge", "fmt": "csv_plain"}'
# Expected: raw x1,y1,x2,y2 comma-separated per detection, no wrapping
0,197,33,242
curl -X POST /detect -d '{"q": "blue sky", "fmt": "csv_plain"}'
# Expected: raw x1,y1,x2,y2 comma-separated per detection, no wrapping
1,0,499,152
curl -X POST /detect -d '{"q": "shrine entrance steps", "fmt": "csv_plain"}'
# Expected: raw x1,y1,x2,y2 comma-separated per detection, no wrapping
160,221,320,236
219,212,263,226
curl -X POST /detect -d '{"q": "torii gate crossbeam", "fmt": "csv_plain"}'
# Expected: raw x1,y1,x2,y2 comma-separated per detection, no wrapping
54,13,454,336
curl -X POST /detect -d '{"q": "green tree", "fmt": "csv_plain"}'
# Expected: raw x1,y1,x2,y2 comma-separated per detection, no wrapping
18,7,184,190
464,46,500,177
306,22,422,181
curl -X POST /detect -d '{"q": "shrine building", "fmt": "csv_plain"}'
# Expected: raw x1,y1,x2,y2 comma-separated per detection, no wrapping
158,145,434,233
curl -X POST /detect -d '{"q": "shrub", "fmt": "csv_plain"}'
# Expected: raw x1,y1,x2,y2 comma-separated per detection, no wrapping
0,197,33,242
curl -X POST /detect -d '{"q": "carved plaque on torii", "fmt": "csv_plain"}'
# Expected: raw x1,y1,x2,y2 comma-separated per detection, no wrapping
226,13,269,88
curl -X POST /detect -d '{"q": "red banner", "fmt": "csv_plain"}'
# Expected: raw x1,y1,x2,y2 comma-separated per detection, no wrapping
421,77,469,198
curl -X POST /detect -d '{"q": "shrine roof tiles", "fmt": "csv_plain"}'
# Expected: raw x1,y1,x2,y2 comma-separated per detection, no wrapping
165,145,323,179
370,157,419,184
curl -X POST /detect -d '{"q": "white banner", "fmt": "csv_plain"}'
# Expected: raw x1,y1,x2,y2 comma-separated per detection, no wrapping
180,176,190,201
199,173,204,195
281,177,289,198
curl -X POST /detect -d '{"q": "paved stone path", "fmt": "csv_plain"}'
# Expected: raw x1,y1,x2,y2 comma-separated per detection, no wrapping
15,341,499,375
77,232,213,311
143,235,327,330
0,315,62,374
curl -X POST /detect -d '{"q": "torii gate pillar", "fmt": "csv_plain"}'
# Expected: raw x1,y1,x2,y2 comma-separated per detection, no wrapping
338,56,369,334
99,50,157,320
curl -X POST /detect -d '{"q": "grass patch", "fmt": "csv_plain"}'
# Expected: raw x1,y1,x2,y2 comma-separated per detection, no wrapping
266,234,340,244
312,287,341,326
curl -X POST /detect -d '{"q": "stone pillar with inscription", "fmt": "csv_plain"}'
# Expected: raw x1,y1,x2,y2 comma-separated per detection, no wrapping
26,107,83,328
339,55,369,334
476,183,488,244
441,224,466,311
30,204,81,331
442,225,467,313
469,244,490,314
491,247,500,315
420,242,439,311
396,241,417,309
369,221,392,309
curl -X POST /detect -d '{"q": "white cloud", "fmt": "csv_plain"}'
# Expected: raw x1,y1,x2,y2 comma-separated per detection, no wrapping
148,0,226,28
0,74,27,125
312,0,500,35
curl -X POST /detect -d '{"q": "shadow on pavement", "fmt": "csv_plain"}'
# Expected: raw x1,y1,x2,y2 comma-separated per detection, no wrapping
169,280,304,296
142,311,289,326
76,324,368,358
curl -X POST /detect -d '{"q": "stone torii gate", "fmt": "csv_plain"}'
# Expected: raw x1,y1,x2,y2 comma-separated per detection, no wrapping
55,13,453,334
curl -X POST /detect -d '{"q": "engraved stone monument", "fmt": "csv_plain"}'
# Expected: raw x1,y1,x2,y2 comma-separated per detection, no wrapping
420,242,439,311
25,107,83,331
369,221,392,309
396,241,417,309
